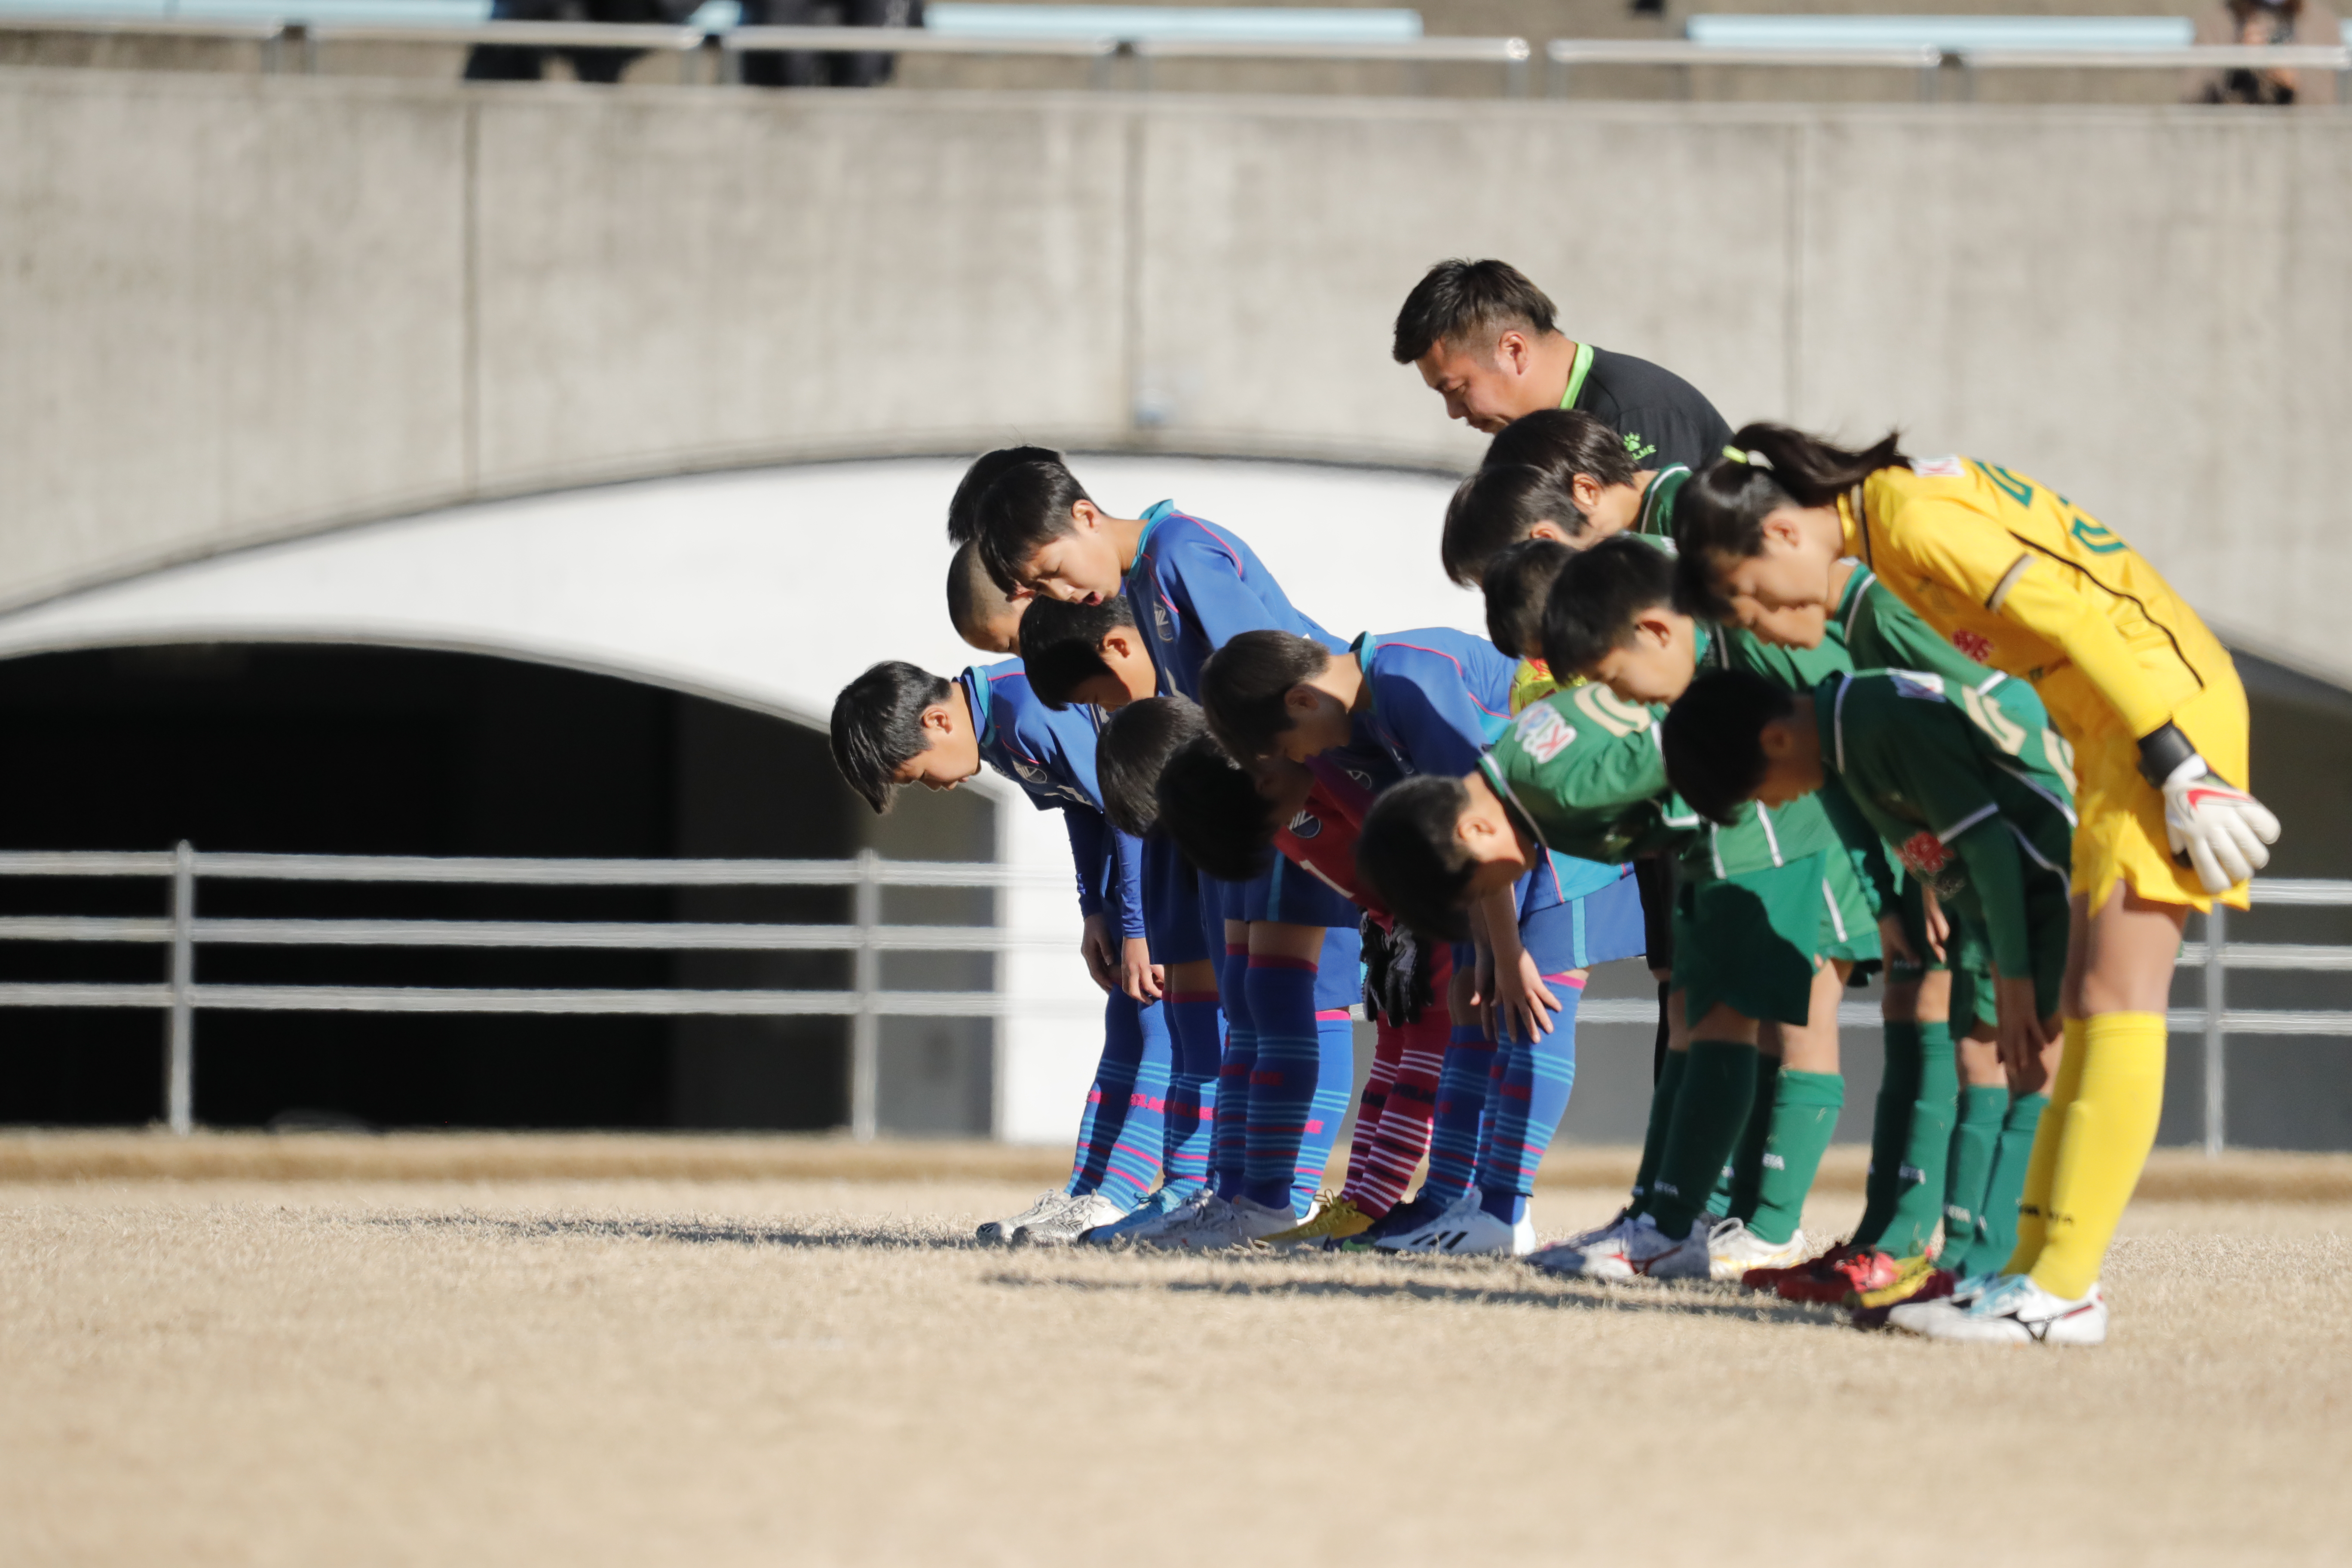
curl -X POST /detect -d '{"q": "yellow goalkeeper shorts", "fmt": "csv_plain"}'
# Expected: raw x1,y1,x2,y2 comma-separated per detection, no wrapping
2061,671,2254,916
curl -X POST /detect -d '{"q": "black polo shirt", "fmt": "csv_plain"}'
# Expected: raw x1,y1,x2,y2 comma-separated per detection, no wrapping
1560,343,1733,478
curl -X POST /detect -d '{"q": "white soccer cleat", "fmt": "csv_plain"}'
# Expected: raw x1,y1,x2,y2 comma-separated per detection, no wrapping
978,1190,1073,1246
1528,1212,1640,1278
1162,1194,1298,1250
1016,1190,1131,1246
1707,1218,1806,1282
1372,1186,1483,1253
1079,1185,1201,1246
1137,1192,1235,1249
1541,1213,1708,1280
1887,1273,2107,1345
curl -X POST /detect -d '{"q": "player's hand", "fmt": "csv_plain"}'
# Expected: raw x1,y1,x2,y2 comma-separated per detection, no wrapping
1918,885,1950,962
1993,974,2053,1090
1494,948,1562,1042
2159,757,2281,893
1877,913,1918,970
1472,943,1498,1041
1121,937,1159,1004
1080,913,1117,995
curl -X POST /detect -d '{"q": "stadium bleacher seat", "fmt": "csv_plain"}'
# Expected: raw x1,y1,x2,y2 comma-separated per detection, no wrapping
1683,14,2197,50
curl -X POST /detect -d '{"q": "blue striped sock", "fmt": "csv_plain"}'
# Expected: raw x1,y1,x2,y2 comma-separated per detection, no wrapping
1067,990,1170,1207
1479,976,1583,1224
1424,1024,1496,1206
1291,1011,1358,1215
1211,945,1254,1201
1241,954,1320,1212
1160,989,1224,1194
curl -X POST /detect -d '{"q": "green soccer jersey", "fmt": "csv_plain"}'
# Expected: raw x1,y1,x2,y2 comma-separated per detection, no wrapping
1819,669,2078,975
1835,565,2057,742
1481,681,1685,867
1632,465,1687,539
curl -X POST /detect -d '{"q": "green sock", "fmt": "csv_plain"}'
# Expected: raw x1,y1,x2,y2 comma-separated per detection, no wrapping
1880,1021,1956,1258
1745,1069,1844,1246
1854,1022,1922,1247
1629,1048,1689,1219
1942,1083,2007,1266
1724,1052,1782,1222
1647,1039,1759,1240
1957,1092,2046,1277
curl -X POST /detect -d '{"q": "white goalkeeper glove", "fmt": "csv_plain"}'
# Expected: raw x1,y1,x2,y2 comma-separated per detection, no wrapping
2139,723,2280,894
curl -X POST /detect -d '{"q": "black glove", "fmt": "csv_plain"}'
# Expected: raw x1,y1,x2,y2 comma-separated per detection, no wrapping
1360,913,1435,1026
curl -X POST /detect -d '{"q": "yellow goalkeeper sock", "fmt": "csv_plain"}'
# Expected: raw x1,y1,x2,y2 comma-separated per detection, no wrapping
2028,1012,2166,1301
2000,1017,2084,1276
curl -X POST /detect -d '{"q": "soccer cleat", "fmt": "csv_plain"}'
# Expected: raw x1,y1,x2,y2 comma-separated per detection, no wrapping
1850,1252,1943,1310
978,1190,1073,1246
1528,1213,1639,1279
1339,1189,1452,1250
1535,1213,1707,1280
1016,1190,1131,1246
1256,1193,1374,1250
1850,1265,1957,1330
1707,1218,1806,1283
1164,1194,1298,1250
1372,1187,1484,1253
1080,1185,1205,1247
1384,1200,1534,1257
1770,1245,1903,1305
1887,1273,2108,1345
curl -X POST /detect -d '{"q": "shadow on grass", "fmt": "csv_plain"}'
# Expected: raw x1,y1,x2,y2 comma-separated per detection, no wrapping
982,1268,1847,1327
361,1213,974,1251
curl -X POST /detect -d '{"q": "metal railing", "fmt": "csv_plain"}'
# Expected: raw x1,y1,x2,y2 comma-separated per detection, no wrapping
7,12,2343,100
0,844,1084,1142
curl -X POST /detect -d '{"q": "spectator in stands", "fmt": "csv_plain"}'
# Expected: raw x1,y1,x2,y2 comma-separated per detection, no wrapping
737,0,923,88
462,0,695,83
2189,0,2339,104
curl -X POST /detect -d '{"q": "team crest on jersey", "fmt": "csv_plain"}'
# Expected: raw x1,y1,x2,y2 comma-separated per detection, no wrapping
1012,758,1046,784
1896,831,1952,881
1890,671,1947,704
1287,811,1323,839
1513,703,1576,764
1344,768,1373,789
1952,628,1993,663
1910,456,1965,478
1152,601,1175,642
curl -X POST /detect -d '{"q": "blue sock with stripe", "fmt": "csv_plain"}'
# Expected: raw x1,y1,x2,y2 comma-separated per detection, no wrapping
1479,975,1583,1225
1294,1011,1357,1214
1424,1023,1496,1206
1160,988,1224,1195
1211,944,1254,1201
1068,989,1171,1207
1242,954,1323,1213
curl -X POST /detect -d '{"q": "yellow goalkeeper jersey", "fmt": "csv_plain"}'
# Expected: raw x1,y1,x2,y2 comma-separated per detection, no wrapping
1841,457,2231,745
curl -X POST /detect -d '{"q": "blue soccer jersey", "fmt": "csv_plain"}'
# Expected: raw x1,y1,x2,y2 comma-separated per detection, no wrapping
1121,501,1344,702
961,662,1145,938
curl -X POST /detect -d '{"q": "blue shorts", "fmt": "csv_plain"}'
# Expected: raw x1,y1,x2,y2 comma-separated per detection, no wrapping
1142,836,1214,967
1316,922,1363,1014
1225,854,1360,930
1520,866,1646,976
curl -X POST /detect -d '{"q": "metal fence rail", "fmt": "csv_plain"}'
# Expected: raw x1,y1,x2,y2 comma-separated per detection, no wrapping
5,13,2343,99
0,844,1083,1141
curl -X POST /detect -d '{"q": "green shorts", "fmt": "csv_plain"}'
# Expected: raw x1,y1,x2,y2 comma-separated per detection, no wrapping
1890,871,2067,1030
1672,847,1882,1028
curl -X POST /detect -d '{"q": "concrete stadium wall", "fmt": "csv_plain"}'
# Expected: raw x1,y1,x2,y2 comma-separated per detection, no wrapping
3,69,2349,684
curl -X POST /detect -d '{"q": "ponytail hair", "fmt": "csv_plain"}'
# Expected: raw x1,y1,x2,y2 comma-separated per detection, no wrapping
1673,423,1909,566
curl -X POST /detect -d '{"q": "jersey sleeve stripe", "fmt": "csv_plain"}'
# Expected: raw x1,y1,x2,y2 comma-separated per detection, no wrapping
1932,801,2001,845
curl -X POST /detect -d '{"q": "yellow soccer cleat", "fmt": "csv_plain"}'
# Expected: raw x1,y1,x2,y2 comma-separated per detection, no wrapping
1255,1193,1373,1250
1852,1252,1944,1310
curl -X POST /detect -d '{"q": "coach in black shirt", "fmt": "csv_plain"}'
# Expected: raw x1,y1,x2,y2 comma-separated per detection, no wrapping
1392,258,1731,476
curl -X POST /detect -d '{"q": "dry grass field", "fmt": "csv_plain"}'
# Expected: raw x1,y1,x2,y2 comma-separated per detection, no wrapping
5,1142,2350,1566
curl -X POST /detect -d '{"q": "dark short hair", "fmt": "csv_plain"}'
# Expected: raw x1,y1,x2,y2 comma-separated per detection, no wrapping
1019,594,1138,710
1155,736,1276,883
946,540,1019,646
1674,423,1909,606
1199,630,1335,760
1482,409,1638,490
1354,774,1476,942
828,660,953,815
1540,533,1677,677
1482,537,1574,658
1392,259,1559,365
1441,465,1582,587
1097,696,1208,838
1659,668,1793,826
947,445,1063,544
972,455,1094,595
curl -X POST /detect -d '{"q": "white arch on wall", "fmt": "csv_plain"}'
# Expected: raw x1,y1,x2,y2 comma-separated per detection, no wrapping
0,455,1474,1142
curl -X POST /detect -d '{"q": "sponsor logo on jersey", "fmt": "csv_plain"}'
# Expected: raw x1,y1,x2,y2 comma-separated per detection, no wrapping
1513,703,1577,764
1621,431,1659,463
1952,628,1994,663
1287,811,1323,839
1897,831,1951,880
1891,671,1947,704
1910,456,1966,478
1152,601,1175,642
